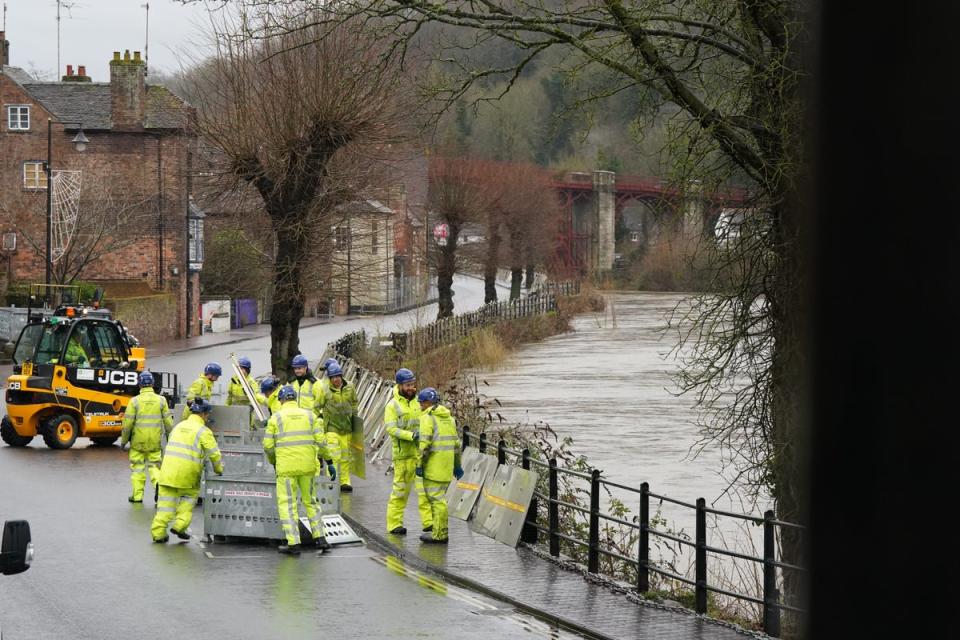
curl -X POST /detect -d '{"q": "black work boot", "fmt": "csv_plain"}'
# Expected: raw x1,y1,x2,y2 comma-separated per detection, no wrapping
420,533,448,544
389,526,407,535
170,528,190,541
278,543,302,556
153,536,169,544
340,485,353,493
422,525,433,532
128,496,143,503
314,536,331,552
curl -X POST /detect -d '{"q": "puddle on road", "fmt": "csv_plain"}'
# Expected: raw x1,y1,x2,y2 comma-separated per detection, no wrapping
372,555,584,639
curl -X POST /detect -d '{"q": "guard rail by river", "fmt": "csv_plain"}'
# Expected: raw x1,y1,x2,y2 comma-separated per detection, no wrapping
460,426,805,638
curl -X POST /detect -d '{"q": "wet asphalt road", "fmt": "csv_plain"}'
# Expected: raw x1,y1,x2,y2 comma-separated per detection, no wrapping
0,443,581,639
0,277,582,639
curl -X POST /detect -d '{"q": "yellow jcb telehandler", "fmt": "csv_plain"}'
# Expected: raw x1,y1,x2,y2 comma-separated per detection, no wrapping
1,285,178,449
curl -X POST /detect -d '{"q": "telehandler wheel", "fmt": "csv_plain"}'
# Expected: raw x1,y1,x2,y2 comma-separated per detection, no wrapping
0,417,33,447
91,436,120,446
42,414,79,450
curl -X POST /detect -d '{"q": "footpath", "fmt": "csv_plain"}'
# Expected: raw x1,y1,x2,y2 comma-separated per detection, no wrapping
340,462,766,640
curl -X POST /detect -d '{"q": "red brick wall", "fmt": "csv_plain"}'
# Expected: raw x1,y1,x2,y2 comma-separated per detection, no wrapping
0,72,196,340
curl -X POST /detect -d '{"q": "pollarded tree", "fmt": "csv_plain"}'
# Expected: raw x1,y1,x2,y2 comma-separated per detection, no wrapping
427,155,500,318
181,12,414,374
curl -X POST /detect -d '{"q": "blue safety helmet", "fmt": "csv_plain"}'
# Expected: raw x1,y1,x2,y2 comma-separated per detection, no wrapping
322,357,339,371
326,363,344,378
417,387,439,404
278,385,297,402
189,398,213,414
204,362,223,377
237,357,252,372
395,368,416,384
291,354,309,368
137,371,154,387
260,377,279,394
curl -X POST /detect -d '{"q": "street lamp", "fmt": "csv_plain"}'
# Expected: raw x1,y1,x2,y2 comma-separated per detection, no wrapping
45,118,89,286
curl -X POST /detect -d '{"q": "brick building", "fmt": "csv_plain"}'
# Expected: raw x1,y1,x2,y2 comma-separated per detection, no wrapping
0,34,201,342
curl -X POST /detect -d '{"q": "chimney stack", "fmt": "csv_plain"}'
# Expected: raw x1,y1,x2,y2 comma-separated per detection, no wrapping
0,31,8,67
63,63,92,83
109,49,146,129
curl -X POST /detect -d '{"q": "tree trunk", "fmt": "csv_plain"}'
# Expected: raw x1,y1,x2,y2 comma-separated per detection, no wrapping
483,216,501,303
524,264,535,290
268,214,307,377
437,228,460,319
510,268,523,300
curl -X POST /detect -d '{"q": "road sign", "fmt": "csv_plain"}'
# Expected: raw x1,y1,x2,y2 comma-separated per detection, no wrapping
433,223,449,240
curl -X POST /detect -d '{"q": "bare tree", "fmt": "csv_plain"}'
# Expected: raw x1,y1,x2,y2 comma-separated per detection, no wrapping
180,11,415,374
427,154,498,318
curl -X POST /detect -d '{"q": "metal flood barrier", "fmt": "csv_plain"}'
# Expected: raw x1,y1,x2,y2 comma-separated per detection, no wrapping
447,447,499,521
166,402,362,546
203,475,342,541
468,465,539,548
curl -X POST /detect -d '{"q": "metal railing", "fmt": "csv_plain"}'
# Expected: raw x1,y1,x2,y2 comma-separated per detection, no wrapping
461,426,805,637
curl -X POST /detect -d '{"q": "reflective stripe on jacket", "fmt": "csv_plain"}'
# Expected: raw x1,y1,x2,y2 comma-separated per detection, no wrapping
318,382,358,435
263,401,327,476
159,414,222,489
385,385,420,460
121,387,174,452
418,405,460,482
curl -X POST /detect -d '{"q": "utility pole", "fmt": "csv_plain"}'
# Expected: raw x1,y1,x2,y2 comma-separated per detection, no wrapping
141,3,149,76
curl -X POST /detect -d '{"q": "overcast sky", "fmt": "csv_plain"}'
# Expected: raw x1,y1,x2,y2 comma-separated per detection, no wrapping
3,0,224,81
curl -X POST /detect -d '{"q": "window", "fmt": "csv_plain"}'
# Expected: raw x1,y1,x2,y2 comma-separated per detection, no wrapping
84,321,127,367
6,105,30,130
23,162,47,190
188,217,204,270
629,231,640,242
335,226,350,252
371,221,379,255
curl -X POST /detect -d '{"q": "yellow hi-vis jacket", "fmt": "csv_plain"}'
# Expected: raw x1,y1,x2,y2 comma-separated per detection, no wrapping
158,414,223,489
263,401,327,476
255,388,282,415
182,375,214,419
227,373,256,406
121,387,174,453
384,385,420,460
290,375,320,416
317,382,358,435
418,405,461,482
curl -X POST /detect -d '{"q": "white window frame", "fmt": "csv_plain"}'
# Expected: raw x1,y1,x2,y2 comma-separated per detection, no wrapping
22,161,47,190
6,105,31,131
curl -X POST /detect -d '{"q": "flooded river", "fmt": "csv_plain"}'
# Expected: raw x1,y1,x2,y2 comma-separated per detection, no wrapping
474,291,773,562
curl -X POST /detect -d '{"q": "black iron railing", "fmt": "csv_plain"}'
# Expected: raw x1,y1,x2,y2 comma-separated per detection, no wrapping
461,426,805,637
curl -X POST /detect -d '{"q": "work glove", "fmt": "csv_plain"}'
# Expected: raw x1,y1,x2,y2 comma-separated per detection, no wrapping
454,465,464,480
327,463,337,482
214,465,224,476
410,430,420,443
253,418,267,430
415,466,423,478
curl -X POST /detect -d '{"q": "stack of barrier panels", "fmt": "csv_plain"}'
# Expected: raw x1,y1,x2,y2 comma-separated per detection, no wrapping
187,404,358,544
